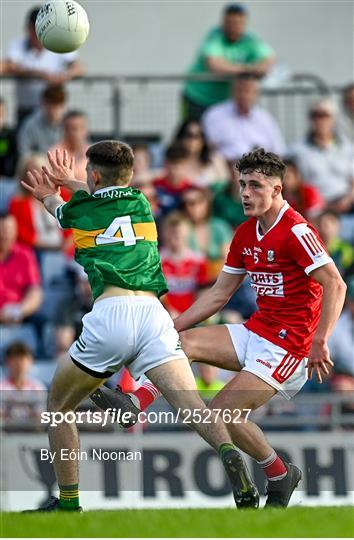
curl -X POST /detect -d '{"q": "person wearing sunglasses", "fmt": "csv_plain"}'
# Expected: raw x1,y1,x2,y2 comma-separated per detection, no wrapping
174,119,230,189
291,99,354,215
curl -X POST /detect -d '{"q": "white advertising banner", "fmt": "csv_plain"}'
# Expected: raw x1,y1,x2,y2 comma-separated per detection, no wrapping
1,431,354,510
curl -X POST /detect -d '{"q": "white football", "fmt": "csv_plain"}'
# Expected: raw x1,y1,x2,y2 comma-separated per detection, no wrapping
35,1,89,53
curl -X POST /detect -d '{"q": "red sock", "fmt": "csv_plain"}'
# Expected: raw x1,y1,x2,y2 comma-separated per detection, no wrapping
131,382,160,411
258,450,287,481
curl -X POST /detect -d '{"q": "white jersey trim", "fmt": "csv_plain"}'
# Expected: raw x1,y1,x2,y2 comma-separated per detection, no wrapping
256,201,289,242
305,257,334,275
55,204,65,230
291,222,333,275
222,265,247,275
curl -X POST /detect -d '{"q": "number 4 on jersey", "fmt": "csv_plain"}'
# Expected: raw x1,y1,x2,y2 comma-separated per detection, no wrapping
95,216,144,246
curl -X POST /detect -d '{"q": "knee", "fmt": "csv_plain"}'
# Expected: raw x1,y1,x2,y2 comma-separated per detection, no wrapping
180,329,197,360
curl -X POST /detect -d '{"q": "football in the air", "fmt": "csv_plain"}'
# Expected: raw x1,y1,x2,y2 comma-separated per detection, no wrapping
35,0,89,53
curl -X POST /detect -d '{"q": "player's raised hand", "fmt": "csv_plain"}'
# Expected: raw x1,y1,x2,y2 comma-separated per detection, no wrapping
307,339,334,383
43,149,76,186
21,169,59,202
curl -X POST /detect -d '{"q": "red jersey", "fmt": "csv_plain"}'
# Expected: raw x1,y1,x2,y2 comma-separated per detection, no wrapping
223,202,333,356
161,248,208,314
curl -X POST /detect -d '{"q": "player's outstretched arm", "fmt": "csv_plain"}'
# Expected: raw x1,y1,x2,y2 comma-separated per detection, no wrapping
43,149,89,193
308,263,347,383
174,271,244,333
21,169,64,218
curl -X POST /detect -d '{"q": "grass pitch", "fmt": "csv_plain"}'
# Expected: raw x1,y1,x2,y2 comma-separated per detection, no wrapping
1,507,353,537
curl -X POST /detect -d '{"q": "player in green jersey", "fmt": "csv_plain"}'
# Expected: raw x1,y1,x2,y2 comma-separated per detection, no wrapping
21,142,259,512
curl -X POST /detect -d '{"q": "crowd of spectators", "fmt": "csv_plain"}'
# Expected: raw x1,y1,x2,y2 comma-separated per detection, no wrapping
0,3,353,430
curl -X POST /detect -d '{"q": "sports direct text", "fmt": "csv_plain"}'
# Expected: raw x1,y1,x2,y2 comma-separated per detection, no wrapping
41,408,251,427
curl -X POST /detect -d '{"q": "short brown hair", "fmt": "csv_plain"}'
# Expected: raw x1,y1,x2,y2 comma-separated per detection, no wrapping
235,148,286,182
42,84,66,104
86,140,134,185
163,210,189,229
5,342,33,360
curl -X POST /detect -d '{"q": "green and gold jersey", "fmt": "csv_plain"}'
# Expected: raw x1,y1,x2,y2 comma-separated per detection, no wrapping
55,186,168,300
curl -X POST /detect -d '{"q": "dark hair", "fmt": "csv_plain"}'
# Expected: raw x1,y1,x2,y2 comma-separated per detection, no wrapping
283,157,299,172
0,211,11,220
174,120,211,165
224,3,247,15
163,210,189,229
318,210,340,222
42,84,66,104
63,110,86,123
86,140,134,184
27,6,41,26
235,148,286,182
5,342,33,359
165,142,189,163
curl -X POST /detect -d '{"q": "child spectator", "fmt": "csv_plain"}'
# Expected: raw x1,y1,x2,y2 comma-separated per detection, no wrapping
0,342,47,428
317,211,354,276
182,187,233,282
49,110,90,182
282,158,324,221
17,85,66,156
160,211,208,317
153,143,194,215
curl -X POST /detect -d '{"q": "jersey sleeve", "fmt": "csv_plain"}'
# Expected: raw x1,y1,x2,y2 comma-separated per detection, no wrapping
55,190,89,229
200,29,225,58
222,227,246,275
246,36,274,62
289,223,333,275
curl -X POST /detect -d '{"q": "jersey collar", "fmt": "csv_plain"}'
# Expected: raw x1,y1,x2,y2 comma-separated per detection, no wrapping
256,201,289,242
94,186,127,195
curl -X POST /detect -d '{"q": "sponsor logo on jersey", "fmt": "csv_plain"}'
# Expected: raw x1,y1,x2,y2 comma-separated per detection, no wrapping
247,271,284,297
267,250,275,262
175,339,182,351
255,358,272,369
278,329,288,339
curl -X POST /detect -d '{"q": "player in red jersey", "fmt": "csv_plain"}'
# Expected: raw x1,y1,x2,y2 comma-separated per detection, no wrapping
91,148,347,508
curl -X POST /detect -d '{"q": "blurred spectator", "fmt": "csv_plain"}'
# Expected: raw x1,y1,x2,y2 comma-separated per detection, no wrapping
202,74,285,161
159,211,208,317
0,213,42,325
49,110,90,182
3,6,84,124
183,3,274,119
133,180,162,222
131,143,162,185
153,143,194,215
291,99,354,214
195,364,225,400
282,157,324,221
338,83,354,143
53,265,93,355
213,168,245,228
174,119,230,188
17,84,66,156
0,342,46,428
317,211,354,276
182,187,233,281
329,278,354,377
9,154,65,253
0,97,17,177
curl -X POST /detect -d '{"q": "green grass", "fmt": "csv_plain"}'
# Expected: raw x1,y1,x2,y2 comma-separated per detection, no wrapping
1,507,353,537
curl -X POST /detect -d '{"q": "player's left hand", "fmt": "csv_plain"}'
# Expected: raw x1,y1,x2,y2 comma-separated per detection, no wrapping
21,169,59,202
307,339,333,383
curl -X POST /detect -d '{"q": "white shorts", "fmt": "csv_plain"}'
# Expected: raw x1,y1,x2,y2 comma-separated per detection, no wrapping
69,296,187,380
226,324,308,400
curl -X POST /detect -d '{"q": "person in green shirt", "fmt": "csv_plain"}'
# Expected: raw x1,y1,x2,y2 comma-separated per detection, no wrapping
21,143,259,512
183,3,274,120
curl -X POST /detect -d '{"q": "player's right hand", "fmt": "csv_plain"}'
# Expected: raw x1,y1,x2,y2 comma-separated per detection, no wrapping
43,149,76,186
